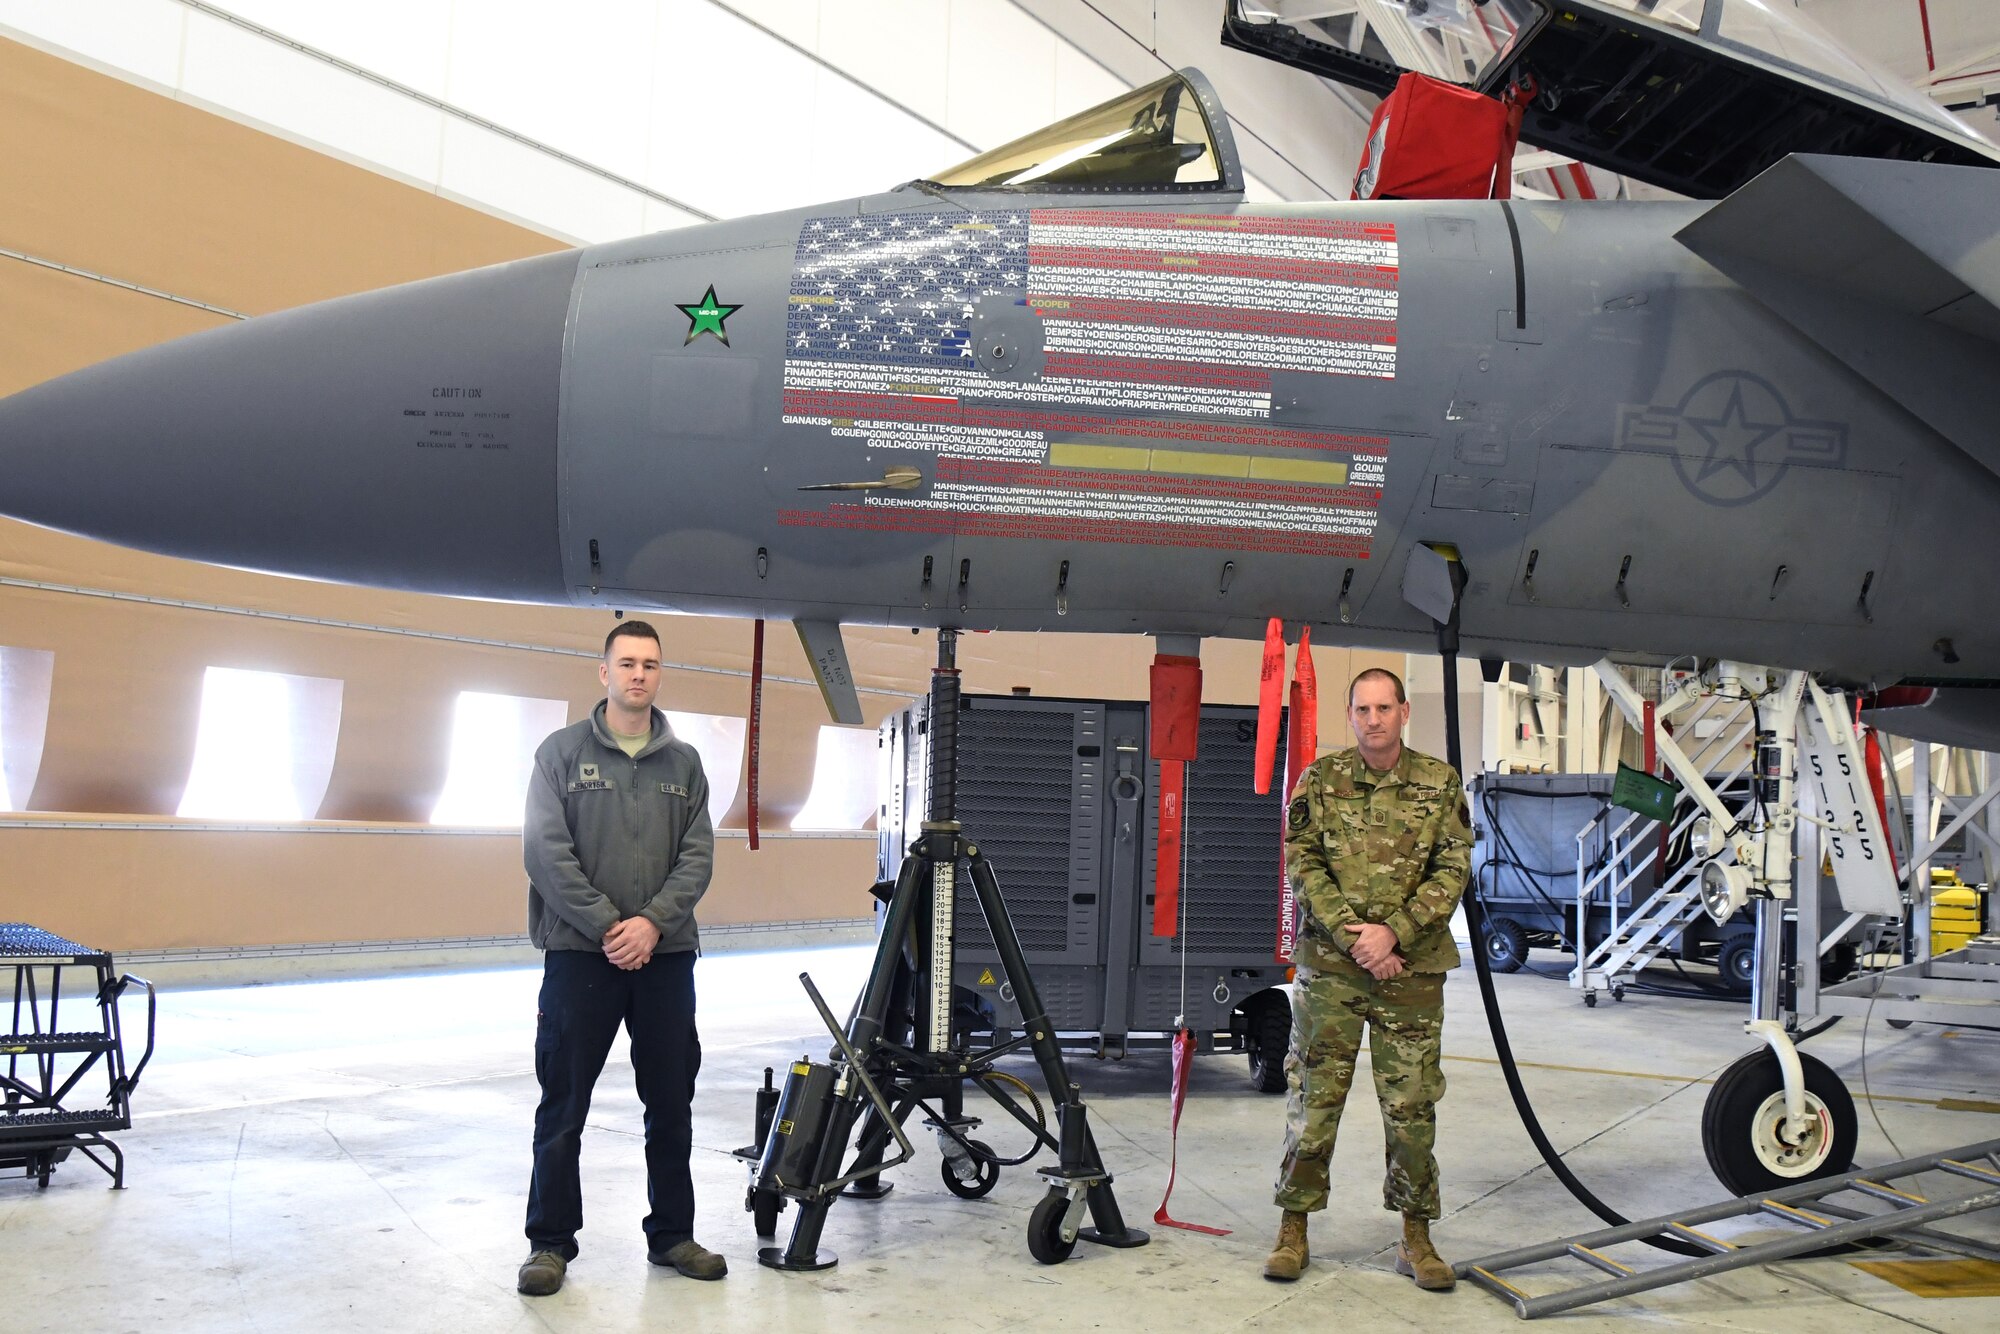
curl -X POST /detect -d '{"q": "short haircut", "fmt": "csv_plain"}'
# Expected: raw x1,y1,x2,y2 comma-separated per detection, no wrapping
604,620,663,659
1348,667,1407,707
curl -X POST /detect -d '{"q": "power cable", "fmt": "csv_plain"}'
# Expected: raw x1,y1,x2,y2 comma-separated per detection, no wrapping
1436,623,1702,1256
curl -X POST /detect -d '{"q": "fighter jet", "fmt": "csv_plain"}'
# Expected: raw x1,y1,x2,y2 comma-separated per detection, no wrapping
1,6,1997,745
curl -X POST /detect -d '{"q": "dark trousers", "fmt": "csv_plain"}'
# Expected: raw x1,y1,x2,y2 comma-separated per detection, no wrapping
525,948,700,1258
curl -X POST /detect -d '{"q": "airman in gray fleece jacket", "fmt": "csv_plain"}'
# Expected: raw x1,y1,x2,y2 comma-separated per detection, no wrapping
518,620,726,1296
524,701,714,954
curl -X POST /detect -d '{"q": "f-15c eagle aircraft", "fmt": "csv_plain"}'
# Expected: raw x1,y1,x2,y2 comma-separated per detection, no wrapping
4,2,1997,1272
3,40,1997,743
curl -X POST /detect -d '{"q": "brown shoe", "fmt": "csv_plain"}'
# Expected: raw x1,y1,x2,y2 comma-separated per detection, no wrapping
649,1238,728,1280
517,1250,567,1296
1394,1214,1455,1291
1262,1209,1310,1281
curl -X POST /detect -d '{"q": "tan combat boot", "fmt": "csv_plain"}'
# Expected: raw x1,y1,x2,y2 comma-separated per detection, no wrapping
1394,1214,1455,1291
1262,1209,1309,1281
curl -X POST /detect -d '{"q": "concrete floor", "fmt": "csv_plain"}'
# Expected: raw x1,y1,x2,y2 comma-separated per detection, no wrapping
4,944,1997,1332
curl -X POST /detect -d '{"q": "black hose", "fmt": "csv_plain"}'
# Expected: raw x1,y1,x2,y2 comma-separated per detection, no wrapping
1441,643,1704,1257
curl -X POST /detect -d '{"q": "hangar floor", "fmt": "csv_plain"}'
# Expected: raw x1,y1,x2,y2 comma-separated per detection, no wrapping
6,944,1997,1332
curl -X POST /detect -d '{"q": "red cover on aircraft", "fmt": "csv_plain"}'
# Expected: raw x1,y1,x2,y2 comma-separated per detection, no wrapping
1352,72,1524,201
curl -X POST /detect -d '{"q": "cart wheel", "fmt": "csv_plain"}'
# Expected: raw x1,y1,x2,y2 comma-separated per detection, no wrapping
942,1139,1000,1199
1702,1048,1856,1196
1027,1186,1078,1265
1246,997,1292,1094
1482,917,1528,974
1610,982,1626,1002
751,1187,784,1236
1717,930,1758,995
1583,991,1598,1008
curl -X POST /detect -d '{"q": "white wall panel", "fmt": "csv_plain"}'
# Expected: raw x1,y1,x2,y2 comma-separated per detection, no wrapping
0,0,186,88
438,117,647,243
644,196,710,235
179,10,444,184
213,0,456,101
947,0,1058,147
817,0,953,128
444,0,658,186
648,0,827,218
811,64,968,200
1053,38,1127,123
717,0,821,51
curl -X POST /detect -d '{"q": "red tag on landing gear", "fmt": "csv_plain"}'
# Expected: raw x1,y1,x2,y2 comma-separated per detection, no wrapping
1153,1026,1230,1237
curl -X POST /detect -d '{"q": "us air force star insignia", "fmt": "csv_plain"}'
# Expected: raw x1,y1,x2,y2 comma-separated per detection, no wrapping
676,285,741,346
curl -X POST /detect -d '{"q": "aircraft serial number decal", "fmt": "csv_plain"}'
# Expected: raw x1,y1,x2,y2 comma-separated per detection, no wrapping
778,209,1398,557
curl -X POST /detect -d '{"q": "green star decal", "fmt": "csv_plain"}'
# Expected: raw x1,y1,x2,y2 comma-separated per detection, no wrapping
676,285,741,346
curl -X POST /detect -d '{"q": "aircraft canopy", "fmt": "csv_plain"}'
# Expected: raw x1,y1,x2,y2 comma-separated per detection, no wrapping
927,70,1242,194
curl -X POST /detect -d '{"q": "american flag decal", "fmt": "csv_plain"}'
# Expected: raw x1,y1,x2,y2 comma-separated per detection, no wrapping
780,209,1398,559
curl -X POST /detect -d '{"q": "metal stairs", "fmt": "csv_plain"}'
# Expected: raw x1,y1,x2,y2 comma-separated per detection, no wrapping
1571,693,1757,1002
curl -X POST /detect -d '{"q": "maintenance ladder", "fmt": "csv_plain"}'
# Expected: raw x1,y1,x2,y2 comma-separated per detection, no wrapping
1459,1138,2000,1319
1,923,155,1188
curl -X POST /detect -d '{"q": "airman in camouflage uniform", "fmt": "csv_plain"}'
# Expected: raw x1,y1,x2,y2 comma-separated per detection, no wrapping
1265,668,1470,1291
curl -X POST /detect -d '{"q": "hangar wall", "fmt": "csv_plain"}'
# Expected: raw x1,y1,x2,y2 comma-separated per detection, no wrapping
0,18,1407,960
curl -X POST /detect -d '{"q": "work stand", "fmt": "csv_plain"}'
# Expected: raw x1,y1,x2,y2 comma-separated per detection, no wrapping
1,924,155,1189
737,629,1150,1269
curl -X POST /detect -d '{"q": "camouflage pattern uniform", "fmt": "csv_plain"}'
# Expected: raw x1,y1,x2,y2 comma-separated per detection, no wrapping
1273,746,1471,1220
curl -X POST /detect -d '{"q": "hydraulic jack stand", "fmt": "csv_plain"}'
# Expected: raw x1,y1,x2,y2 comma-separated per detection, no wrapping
739,629,1149,1270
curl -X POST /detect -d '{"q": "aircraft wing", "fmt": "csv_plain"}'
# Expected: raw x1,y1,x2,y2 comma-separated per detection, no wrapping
1676,154,2000,479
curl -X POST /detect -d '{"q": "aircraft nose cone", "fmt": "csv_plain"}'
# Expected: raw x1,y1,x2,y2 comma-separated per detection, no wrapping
0,249,580,600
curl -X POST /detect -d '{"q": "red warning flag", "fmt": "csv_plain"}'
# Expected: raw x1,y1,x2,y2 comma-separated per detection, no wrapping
1288,626,1318,779
1277,628,1317,964
1153,761,1186,938
746,618,764,851
1153,1026,1231,1237
1253,618,1284,794
1150,652,1201,938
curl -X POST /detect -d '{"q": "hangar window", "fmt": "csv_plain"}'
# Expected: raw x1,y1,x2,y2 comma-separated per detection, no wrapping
791,726,879,831
430,691,570,828
178,667,344,821
927,71,1227,191
0,646,56,813
662,711,746,827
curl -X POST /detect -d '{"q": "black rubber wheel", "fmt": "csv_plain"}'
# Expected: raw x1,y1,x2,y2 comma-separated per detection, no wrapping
751,1188,784,1237
1717,931,1758,995
1482,917,1528,974
1246,996,1292,1094
1027,1186,1078,1265
1583,991,1598,1008
1702,1048,1857,1196
941,1138,999,1199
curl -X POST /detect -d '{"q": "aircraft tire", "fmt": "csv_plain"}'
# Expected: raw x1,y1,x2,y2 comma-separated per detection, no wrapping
1702,1048,1856,1196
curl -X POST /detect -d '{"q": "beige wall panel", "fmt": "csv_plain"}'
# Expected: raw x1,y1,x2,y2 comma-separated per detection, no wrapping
0,821,874,951
0,262,228,395
0,37,566,321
